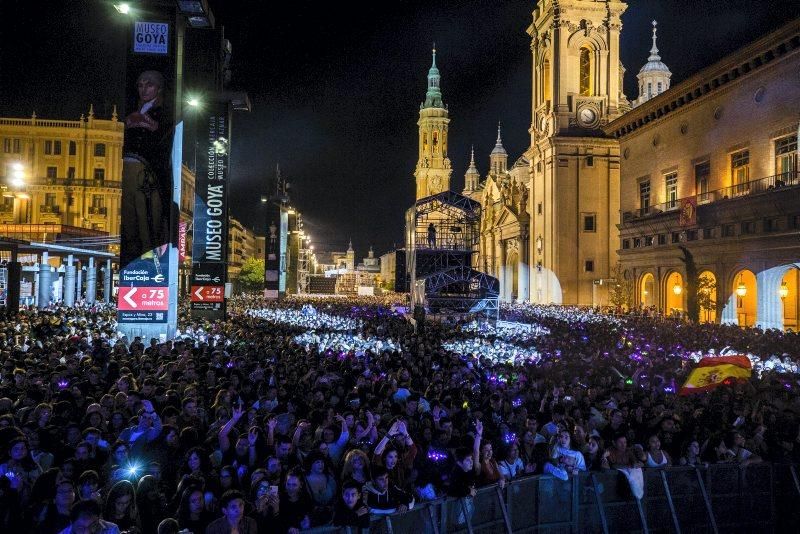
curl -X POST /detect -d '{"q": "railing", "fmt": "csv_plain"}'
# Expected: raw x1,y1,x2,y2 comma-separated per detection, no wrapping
26,177,122,188
39,205,60,214
0,117,123,131
302,463,800,534
88,206,107,215
623,170,799,222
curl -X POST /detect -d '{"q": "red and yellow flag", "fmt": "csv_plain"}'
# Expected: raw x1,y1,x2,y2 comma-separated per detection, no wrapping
679,355,752,395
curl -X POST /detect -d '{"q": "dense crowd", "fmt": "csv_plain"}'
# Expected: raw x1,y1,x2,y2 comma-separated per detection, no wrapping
0,295,798,533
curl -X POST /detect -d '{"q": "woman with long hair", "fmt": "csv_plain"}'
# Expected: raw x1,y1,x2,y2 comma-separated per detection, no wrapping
136,474,166,533
0,436,43,504
104,480,140,532
176,486,214,534
340,449,371,485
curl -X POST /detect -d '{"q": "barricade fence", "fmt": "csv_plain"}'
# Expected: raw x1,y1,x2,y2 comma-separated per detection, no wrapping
303,463,800,534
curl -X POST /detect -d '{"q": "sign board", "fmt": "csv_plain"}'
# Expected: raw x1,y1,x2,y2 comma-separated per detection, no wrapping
118,16,179,333
190,262,225,314
133,21,169,55
178,221,187,263
190,102,230,319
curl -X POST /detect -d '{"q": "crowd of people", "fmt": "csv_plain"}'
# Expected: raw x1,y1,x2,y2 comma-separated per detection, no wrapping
0,294,798,533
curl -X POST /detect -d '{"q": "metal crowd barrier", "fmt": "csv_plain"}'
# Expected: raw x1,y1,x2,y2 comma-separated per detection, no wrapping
302,463,800,534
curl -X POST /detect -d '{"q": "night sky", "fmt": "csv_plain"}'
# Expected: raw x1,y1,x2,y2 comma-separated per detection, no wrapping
1,0,798,260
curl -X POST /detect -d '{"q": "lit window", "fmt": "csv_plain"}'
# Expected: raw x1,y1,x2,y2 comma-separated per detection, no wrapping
665,172,678,209
579,48,592,96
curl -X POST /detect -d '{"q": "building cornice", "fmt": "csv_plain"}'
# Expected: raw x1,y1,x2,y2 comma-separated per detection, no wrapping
604,18,800,140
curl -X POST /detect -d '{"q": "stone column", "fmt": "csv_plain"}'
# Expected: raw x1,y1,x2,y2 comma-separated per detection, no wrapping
497,240,507,302
64,254,76,307
37,251,50,309
518,225,530,302
103,259,112,303
86,257,97,305
76,264,83,302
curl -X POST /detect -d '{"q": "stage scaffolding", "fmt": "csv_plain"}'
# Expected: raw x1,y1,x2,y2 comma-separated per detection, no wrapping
405,191,499,322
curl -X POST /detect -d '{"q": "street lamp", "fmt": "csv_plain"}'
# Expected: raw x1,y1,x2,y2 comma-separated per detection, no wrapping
114,3,131,15
779,281,789,299
736,275,747,297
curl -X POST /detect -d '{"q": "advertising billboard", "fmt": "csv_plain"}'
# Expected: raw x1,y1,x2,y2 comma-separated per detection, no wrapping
118,16,180,328
191,102,230,318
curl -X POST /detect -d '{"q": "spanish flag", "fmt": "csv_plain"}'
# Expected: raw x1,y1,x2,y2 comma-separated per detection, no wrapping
679,355,752,395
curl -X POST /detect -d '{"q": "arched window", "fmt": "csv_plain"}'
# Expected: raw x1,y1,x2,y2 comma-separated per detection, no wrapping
579,48,592,96
542,58,552,103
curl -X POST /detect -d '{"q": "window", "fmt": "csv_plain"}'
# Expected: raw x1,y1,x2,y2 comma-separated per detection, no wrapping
633,238,642,248
69,140,77,156
695,161,710,203
775,135,797,182
657,81,663,94
645,236,653,246
537,202,542,215
45,140,62,155
671,232,680,243
764,217,781,232
93,168,105,181
542,58,552,102
92,195,104,208
741,221,756,234
647,82,652,99
731,150,750,195
579,48,592,96
46,166,57,179
584,260,595,273
622,239,630,250
4,139,20,153
722,224,736,237
665,172,678,209
639,179,651,214
94,143,106,157
790,215,800,230
67,167,75,180
586,156,594,167
44,193,56,206
657,234,667,245
582,213,596,232
703,228,714,239
686,230,698,241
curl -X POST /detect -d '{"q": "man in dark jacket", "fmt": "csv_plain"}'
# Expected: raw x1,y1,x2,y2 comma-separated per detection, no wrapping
362,466,412,514
332,479,370,529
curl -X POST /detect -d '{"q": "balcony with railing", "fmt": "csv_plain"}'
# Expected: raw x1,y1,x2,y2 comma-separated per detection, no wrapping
39,205,61,214
25,176,122,189
622,170,799,222
88,206,107,215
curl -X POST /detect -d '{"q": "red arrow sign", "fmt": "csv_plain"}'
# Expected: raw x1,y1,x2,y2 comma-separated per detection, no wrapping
191,285,224,302
117,287,169,311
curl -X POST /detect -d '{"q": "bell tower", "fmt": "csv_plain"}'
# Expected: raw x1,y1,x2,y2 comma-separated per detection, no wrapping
414,47,452,200
526,0,627,305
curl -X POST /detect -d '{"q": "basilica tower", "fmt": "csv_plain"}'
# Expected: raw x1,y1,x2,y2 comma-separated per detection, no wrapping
526,0,627,305
414,48,452,200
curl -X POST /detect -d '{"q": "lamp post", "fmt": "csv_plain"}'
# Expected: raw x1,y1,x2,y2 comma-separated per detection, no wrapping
736,275,747,297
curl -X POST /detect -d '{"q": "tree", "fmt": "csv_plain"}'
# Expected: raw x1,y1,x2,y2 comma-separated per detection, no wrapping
238,258,265,293
609,262,634,310
697,274,717,322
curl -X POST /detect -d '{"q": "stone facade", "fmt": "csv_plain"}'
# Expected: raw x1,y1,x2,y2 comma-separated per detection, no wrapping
605,19,800,330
